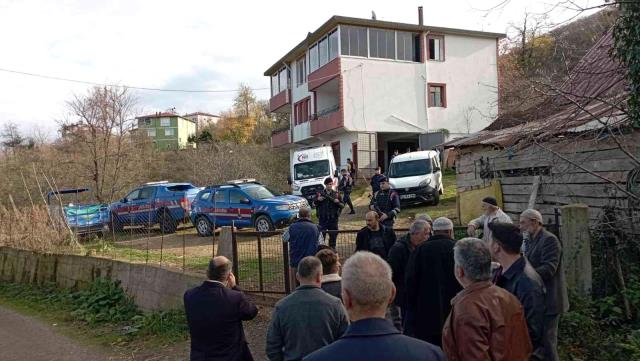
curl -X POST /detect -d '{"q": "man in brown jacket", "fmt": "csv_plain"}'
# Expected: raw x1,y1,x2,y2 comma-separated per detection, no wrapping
442,237,532,361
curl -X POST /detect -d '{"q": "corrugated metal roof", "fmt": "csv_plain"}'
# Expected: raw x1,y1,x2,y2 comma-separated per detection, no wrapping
446,31,629,149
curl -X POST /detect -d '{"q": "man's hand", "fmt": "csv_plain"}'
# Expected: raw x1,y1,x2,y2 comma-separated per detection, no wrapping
317,196,325,201
333,198,340,204
227,272,237,289
467,224,476,237
379,214,388,222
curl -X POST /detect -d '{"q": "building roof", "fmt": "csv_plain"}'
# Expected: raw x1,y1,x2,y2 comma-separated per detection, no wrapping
184,112,220,118
264,15,506,76
136,112,196,123
445,30,629,149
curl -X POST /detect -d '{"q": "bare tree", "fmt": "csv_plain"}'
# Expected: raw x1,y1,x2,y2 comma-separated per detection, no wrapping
1,122,25,154
60,86,137,203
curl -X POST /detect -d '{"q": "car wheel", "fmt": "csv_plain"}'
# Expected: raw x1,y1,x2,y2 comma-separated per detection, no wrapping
255,215,274,232
158,209,178,234
111,213,124,232
432,192,441,206
195,216,213,237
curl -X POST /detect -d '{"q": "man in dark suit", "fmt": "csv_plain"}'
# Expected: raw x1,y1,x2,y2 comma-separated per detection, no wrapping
184,256,259,361
303,251,445,361
520,208,569,361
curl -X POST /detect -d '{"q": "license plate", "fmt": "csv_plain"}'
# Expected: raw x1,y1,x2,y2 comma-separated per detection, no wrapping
400,194,416,199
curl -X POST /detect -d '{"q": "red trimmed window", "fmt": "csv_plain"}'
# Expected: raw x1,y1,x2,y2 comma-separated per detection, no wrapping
427,35,445,61
428,83,446,108
294,97,311,125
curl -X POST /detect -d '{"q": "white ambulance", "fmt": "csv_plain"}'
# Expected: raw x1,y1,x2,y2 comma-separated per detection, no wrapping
288,146,339,203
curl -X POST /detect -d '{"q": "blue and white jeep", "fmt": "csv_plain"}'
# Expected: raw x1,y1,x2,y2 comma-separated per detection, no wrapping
190,179,308,235
109,181,201,234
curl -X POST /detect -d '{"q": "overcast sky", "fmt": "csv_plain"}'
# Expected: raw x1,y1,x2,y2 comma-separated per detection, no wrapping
0,0,601,138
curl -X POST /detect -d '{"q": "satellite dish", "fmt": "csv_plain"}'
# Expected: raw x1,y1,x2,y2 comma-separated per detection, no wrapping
372,11,377,20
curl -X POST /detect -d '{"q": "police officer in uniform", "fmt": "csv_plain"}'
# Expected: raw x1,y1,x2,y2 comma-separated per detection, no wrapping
369,176,401,229
314,177,344,249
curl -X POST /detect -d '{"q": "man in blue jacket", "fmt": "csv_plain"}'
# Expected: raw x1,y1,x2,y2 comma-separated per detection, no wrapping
184,256,259,361
283,207,323,287
303,251,445,361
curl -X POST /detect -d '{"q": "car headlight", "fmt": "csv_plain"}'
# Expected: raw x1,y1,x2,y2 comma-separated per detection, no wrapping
276,205,289,211
419,179,431,187
293,184,301,191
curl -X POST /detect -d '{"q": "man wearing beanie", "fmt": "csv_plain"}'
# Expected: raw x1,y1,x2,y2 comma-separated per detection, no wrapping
488,222,546,361
467,196,512,244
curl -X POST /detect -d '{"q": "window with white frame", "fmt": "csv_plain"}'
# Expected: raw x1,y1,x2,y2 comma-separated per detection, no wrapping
340,25,367,57
428,35,445,61
397,31,420,62
328,30,339,61
369,28,395,59
318,37,328,67
147,129,156,137
278,68,288,92
296,56,306,86
160,117,170,127
164,128,175,136
271,74,279,96
309,43,319,72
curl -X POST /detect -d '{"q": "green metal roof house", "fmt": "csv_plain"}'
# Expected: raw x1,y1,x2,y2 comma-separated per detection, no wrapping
136,112,197,150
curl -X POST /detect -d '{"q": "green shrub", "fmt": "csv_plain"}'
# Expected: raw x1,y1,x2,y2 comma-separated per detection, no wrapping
69,278,138,324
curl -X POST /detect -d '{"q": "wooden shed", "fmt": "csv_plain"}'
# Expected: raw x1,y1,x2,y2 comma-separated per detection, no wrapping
447,31,640,236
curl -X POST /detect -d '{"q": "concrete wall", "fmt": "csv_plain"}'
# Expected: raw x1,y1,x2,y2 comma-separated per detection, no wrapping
0,246,202,311
426,35,498,135
342,57,427,133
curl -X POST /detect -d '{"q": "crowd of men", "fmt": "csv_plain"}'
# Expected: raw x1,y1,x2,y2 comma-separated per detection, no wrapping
184,190,568,361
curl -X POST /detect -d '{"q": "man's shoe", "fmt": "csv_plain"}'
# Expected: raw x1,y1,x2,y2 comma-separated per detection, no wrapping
349,210,356,215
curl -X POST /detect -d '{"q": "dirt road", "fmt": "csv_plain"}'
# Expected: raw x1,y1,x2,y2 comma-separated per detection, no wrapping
0,305,112,361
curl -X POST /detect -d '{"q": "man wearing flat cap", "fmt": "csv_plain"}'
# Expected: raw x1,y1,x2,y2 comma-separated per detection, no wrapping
467,196,512,244
519,208,568,361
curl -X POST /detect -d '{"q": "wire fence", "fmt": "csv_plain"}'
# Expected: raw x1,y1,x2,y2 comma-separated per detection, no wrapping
0,202,566,297
229,226,471,294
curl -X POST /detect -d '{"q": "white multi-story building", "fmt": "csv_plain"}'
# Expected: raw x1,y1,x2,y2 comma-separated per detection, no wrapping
184,112,220,131
266,9,504,174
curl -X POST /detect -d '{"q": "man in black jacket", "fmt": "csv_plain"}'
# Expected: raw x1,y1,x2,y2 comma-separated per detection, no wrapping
404,217,461,346
355,211,397,260
520,209,569,361
489,222,546,360
184,256,259,361
369,176,400,229
338,169,355,214
314,177,344,249
387,219,430,331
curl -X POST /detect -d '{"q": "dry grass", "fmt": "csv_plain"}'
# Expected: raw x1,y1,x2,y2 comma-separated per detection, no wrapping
0,205,78,252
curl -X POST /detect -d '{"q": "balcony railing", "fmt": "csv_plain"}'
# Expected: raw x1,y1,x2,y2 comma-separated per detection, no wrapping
310,105,343,136
271,128,291,148
269,89,291,113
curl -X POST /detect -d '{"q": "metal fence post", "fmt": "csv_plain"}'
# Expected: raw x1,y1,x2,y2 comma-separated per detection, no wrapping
554,208,561,243
231,227,239,284
282,240,291,294
257,234,264,293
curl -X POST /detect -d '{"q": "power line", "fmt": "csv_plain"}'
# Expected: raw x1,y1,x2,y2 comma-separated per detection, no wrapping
0,67,270,93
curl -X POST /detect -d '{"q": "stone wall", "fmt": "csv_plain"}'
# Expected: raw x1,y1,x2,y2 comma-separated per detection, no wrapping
0,246,203,311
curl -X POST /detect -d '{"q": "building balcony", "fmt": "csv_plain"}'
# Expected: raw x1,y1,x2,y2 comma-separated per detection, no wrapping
271,128,292,148
269,89,291,113
310,105,343,136
308,57,340,90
